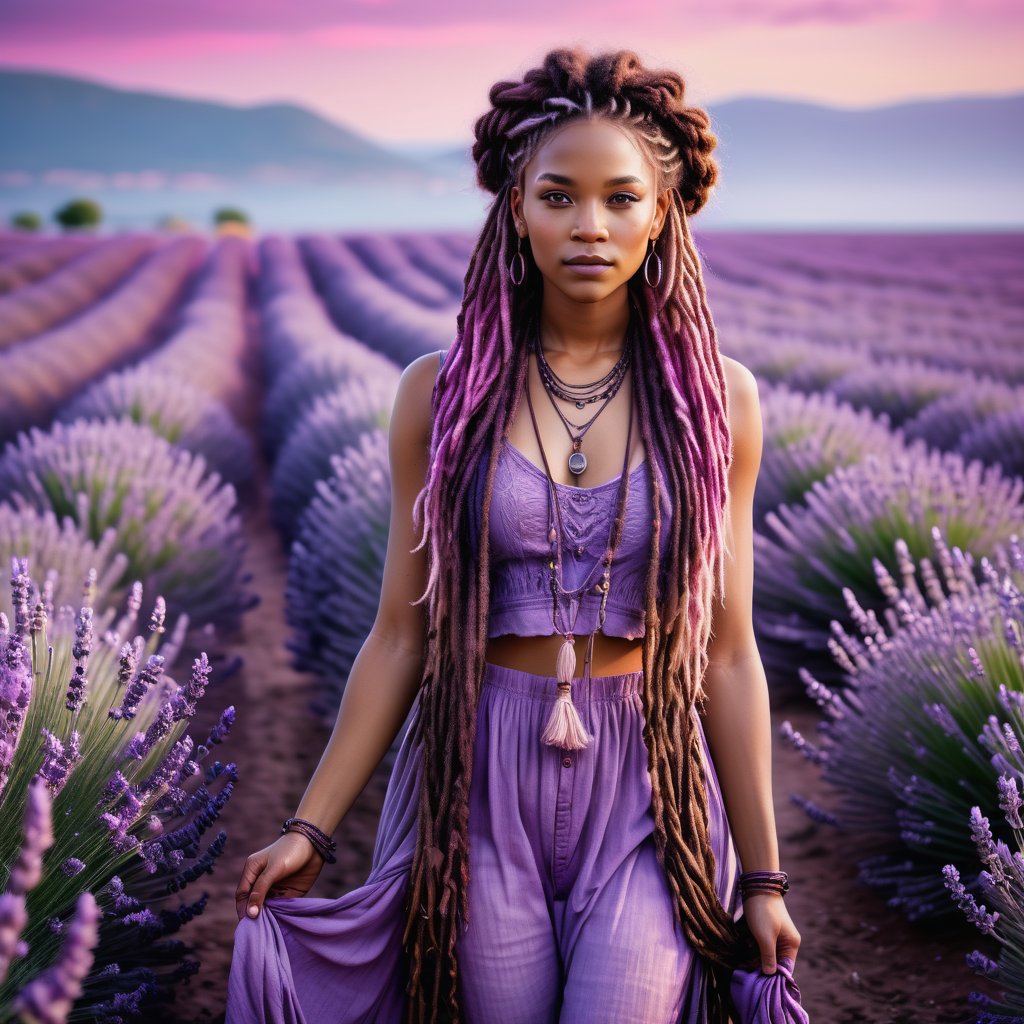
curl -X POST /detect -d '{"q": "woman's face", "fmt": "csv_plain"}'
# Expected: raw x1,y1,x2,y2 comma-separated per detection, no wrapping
510,117,670,302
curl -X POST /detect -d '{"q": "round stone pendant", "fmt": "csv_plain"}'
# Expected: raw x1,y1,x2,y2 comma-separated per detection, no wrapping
568,449,587,476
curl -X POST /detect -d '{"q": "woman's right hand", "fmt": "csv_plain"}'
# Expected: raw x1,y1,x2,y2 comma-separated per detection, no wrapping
235,832,328,922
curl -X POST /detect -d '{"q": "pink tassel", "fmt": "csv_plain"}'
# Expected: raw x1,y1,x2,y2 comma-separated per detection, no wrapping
542,634,593,750
541,682,593,749
555,634,576,681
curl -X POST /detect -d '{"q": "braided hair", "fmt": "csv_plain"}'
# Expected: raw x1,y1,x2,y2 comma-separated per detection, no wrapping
403,45,757,1023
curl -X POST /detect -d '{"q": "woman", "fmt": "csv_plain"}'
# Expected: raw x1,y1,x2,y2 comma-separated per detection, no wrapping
228,46,806,1024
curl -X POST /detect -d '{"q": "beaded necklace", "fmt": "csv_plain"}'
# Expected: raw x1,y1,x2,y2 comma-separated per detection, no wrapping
522,328,636,750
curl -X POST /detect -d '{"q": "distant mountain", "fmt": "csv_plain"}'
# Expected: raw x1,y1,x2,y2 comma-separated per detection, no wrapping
703,92,1024,225
0,68,428,181
1,68,1020,227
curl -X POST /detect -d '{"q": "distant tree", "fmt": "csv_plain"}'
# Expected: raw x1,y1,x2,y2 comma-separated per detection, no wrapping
54,197,102,230
10,211,42,231
158,214,194,233
213,206,249,226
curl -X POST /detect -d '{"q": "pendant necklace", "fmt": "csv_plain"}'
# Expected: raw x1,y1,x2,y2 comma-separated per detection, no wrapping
534,333,632,479
522,330,636,749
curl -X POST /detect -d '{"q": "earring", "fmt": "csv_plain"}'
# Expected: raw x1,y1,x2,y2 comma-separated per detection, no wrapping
643,237,662,288
509,232,526,286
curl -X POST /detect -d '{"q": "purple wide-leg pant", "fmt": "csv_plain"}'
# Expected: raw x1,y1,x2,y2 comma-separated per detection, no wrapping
226,661,743,1024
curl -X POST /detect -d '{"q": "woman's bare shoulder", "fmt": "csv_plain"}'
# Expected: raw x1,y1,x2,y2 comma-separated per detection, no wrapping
719,353,763,476
390,349,446,449
371,349,446,646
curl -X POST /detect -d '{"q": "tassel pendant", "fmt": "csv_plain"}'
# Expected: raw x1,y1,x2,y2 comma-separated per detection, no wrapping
541,634,593,750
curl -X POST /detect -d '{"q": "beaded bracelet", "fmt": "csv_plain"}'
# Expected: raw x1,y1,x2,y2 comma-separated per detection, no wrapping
281,816,338,865
739,869,789,898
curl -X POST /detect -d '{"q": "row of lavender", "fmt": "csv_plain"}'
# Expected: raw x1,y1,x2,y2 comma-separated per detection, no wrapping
0,236,258,1020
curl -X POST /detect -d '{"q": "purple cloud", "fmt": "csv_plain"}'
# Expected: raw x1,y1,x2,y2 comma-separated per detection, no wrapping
2,0,1021,45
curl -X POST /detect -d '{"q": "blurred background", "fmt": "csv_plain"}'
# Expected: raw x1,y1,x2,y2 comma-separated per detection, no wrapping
0,4,1022,1024
1,0,1021,230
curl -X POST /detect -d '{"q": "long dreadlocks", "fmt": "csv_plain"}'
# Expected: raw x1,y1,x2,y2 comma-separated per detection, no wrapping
402,45,758,1023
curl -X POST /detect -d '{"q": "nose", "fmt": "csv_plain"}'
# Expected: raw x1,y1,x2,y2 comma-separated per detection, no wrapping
571,201,609,241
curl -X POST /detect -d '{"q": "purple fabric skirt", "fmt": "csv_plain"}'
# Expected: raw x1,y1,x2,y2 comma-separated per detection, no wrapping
226,661,752,1024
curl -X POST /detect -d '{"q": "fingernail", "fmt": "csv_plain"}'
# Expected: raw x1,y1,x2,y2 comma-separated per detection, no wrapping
248,904,258,918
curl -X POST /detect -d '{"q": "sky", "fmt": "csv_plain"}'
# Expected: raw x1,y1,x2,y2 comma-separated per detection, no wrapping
1,0,1022,143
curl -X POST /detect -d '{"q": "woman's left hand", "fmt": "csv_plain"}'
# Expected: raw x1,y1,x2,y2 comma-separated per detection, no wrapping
742,892,801,974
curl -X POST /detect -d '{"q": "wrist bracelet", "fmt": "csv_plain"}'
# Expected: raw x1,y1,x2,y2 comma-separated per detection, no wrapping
281,817,338,865
739,869,789,897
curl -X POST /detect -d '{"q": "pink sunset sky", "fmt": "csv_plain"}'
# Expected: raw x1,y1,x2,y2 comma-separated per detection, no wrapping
1,0,1022,143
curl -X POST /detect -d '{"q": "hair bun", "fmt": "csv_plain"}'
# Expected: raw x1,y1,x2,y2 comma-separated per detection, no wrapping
470,47,719,214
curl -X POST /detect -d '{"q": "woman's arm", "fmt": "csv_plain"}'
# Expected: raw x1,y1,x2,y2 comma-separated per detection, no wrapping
700,357,779,875
290,349,445,838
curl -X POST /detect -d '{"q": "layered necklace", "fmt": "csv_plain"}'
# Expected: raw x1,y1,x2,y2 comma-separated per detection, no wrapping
522,322,637,750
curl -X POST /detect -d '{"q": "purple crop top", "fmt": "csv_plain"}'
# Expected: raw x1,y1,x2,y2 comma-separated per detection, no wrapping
478,436,673,640
437,349,674,640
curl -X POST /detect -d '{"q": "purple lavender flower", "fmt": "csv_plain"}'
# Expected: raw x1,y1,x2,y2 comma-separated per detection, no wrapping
998,775,1024,830
781,527,1024,922
0,417,255,632
943,864,1000,936
755,381,904,531
10,890,101,1023
0,776,54,982
0,557,239,1017
109,653,164,722
37,728,81,796
60,858,86,878
0,630,33,799
755,441,1024,692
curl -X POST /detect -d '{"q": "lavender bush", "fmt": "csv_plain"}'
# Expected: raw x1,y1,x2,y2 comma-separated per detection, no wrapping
0,558,238,1020
754,382,903,531
59,366,255,488
0,504,129,618
902,382,1024,455
269,374,398,541
285,430,391,725
720,336,866,395
1,776,102,1023
961,407,1024,485
393,231,466,298
0,236,97,295
828,358,969,427
943,722,1024,1021
754,441,1024,692
0,417,256,633
780,528,1024,922
262,347,399,462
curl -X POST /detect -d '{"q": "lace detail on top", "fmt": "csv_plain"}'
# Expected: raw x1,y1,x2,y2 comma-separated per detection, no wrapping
485,437,673,639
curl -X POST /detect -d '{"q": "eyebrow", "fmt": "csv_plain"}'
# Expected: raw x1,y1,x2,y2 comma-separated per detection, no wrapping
534,173,645,188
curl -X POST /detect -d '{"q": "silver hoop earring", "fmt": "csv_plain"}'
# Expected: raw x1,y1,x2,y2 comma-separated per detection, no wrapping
643,239,662,288
509,233,527,286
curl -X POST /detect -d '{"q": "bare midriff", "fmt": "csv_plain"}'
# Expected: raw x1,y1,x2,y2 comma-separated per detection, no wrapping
485,631,644,678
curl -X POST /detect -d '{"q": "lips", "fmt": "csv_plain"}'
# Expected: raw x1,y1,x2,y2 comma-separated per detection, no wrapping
565,256,612,265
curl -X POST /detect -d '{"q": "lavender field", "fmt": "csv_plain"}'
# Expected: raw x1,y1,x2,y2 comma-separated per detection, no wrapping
0,227,1022,1023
